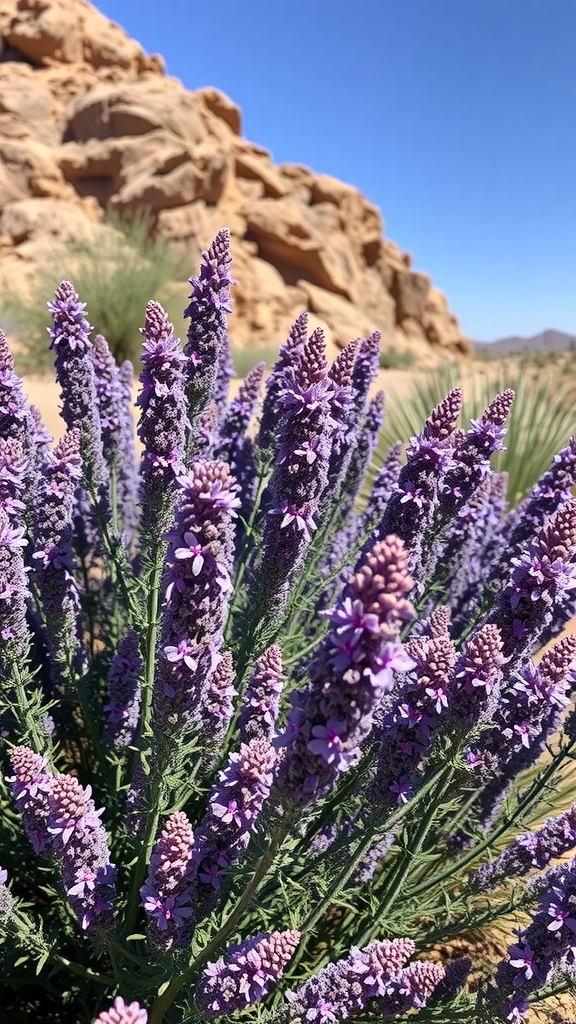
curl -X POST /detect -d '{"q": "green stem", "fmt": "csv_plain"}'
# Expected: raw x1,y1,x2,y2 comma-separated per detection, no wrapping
406,736,576,901
355,766,454,950
52,953,115,987
11,659,45,754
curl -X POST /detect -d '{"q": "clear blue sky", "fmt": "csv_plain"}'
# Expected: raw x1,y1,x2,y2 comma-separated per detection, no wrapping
99,0,575,341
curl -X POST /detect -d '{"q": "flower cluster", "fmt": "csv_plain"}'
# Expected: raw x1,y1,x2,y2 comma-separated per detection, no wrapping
276,536,414,802
196,930,301,1016
3,231,576,1024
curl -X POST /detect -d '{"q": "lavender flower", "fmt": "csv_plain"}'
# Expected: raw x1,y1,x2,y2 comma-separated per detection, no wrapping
91,334,124,468
0,865,13,921
216,362,265,522
196,929,301,1016
0,507,30,662
438,389,515,519
276,536,414,803
372,632,457,808
137,300,187,531
92,997,147,1024
0,329,36,489
377,388,462,567
258,312,308,452
359,441,403,542
502,436,576,571
184,228,235,418
285,937,416,1021
202,650,236,748
470,634,576,827
374,960,446,1015
324,338,359,493
48,281,107,491
216,362,265,461
213,332,235,426
32,428,86,682
153,461,240,730
140,811,195,951
492,857,576,1021
472,802,576,893
339,391,385,520
257,328,336,610
488,498,576,660
350,331,381,418
0,437,27,519
116,359,138,539
104,631,142,750
194,738,276,901
238,644,284,742
447,623,505,730
47,773,116,932
8,746,53,855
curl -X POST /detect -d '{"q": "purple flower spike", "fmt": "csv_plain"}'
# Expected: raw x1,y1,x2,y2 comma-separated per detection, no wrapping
374,959,445,1014
339,390,385,518
91,334,124,466
202,650,237,749
137,300,187,531
32,427,87,683
492,857,576,1020
0,330,37,492
184,228,235,417
258,327,337,610
351,331,381,417
285,936,415,1021
276,536,415,803
48,774,116,932
141,811,195,951
196,929,301,1016
48,281,107,491
92,997,147,1024
376,389,461,568
372,632,457,808
0,437,28,518
472,802,576,893
258,311,308,451
216,361,265,520
449,623,505,728
8,746,54,855
0,506,30,661
424,387,463,440
116,359,138,537
217,362,265,460
490,498,576,660
359,441,404,560
0,864,13,921
238,644,284,742
194,738,276,905
104,631,142,750
154,461,240,730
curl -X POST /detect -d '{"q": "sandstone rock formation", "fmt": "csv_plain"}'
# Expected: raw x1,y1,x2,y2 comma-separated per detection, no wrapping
0,0,471,361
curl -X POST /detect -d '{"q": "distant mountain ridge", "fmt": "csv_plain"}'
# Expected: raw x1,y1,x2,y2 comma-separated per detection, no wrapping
475,329,576,356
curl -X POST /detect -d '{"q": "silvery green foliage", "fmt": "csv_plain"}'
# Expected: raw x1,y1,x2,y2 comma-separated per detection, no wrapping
2,233,576,1024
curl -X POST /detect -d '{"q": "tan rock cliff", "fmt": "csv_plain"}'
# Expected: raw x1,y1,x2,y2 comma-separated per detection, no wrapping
0,0,472,360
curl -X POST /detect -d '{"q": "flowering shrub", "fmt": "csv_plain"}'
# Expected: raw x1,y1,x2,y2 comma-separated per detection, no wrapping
1,228,576,1023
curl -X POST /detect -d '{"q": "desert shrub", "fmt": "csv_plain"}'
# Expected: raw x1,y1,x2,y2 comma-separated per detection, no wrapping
1,230,576,1024
379,360,576,503
231,343,281,378
3,209,187,373
378,346,416,370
